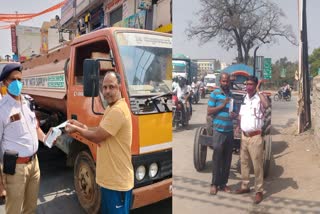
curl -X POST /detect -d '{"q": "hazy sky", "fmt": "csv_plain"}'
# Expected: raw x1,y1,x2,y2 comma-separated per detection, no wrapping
0,0,62,58
173,0,320,64
1,0,319,63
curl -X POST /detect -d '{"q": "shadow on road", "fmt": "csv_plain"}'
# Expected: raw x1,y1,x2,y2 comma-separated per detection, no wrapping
173,123,204,132
174,175,316,213
132,198,172,214
271,141,289,156
263,157,298,199
272,118,296,130
35,146,86,214
37,194,85,214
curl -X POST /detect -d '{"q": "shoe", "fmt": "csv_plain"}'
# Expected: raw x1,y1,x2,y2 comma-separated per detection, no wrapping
254,192,263,204
219,186,232,193
209,185,218,195
0,196,5,205
235,188,250,194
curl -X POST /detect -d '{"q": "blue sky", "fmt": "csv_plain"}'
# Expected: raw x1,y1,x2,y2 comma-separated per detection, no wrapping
173,0,320,64
0,0,62,59
1,0,320,64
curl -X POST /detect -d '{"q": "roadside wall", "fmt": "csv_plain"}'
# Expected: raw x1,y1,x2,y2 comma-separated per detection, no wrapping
312,75,320,145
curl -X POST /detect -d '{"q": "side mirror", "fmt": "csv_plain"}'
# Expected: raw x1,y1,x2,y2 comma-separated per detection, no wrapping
83,59,99,97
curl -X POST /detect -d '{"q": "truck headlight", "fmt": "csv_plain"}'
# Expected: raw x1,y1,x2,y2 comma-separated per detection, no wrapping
135,165,146,181
148,163,158,178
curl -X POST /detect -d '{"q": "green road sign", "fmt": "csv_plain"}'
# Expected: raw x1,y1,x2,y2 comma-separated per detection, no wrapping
280,68,287,78
263,58,272,79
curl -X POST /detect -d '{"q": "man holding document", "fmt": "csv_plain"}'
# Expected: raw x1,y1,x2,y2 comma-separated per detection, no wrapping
65,71,134,214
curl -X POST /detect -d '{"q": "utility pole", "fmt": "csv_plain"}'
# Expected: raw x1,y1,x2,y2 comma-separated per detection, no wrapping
253,46,259,77
297,0,311,133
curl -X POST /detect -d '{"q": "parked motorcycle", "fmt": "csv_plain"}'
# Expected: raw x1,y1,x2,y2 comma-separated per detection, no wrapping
172,95,190,129
274,89,291,101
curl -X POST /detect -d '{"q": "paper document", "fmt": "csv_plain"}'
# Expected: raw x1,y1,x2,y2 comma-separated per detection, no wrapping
44,121,67,148
229,98,234,113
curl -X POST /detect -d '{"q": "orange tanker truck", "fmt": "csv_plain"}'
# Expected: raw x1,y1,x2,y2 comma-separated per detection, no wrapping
21,27,173,213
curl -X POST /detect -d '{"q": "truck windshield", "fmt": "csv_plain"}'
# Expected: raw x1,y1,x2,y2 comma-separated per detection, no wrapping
115,32,172,114
172,60,187,73
116,32,172,96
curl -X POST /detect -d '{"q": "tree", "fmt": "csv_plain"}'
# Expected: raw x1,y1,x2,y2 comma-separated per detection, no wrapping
272,57,297,85
186,0,296,64
309,47,320,77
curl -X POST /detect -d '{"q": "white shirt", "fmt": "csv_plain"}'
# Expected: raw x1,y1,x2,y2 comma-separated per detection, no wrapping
239,92,264,132
0,95,39,159
173,85,190,102
172,81,178,90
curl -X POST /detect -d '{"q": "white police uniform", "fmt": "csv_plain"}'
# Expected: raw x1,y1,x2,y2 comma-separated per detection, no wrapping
239,92,264,133
0,94,38,159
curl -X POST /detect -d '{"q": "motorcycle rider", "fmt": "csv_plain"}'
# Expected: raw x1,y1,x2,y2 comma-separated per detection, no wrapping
283,81,291,98
191,76,200,103
173,76,192,124
172,76,179,90
280,81,291,98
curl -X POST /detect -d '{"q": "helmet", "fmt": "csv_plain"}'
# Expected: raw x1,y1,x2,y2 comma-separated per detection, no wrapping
178,76,186,86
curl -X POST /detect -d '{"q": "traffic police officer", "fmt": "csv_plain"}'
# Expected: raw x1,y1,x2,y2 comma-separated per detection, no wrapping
0,63,47,214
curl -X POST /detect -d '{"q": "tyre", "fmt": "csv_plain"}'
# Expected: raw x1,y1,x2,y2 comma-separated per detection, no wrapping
263,135,272,178
273,94,280,101
285,95,291,101
74,151,101,214
193,127,208,171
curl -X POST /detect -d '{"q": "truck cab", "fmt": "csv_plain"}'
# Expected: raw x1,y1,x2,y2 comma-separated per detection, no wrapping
204,73,217,93
21,27,172,213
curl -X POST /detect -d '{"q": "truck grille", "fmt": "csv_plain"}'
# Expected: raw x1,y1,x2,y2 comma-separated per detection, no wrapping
132,149,172,188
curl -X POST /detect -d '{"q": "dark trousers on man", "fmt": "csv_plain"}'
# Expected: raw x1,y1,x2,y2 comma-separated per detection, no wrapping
211,130,234,188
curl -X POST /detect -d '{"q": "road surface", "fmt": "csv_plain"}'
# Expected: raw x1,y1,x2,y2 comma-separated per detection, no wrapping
173,94,320,213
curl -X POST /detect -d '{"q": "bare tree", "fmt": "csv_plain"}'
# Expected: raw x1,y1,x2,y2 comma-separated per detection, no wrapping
186,0,297,64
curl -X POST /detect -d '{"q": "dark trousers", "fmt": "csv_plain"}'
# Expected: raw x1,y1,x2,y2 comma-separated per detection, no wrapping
211,130,234,188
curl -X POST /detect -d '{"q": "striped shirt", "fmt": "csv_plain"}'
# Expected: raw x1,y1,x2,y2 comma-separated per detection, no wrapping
208,88,237,132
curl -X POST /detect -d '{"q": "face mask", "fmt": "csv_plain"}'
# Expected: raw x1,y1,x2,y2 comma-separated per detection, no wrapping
7,80,23,96
246,85,255,94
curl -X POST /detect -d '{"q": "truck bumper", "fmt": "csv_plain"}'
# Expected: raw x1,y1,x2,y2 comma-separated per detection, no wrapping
132,178,172,209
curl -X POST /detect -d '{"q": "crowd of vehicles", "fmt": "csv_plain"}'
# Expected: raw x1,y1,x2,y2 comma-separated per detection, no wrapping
172,55,197,84
19,27,172,213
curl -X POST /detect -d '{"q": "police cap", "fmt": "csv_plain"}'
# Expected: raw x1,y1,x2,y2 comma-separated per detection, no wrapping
0,63,22,81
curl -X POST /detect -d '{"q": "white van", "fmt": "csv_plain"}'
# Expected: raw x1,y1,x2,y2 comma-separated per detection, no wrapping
204,74,217,93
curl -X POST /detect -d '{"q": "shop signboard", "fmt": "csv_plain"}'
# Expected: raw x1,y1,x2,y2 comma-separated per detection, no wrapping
113,10,146,29
61,0,75,25
76,0,89,15
105,0,124,13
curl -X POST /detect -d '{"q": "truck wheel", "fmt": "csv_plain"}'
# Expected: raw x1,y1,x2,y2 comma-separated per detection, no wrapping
263,135,272,178
194,127,208,171
74,151,101,214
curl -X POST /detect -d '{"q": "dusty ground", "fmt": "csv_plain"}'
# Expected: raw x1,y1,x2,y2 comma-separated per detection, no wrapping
173,95,320,214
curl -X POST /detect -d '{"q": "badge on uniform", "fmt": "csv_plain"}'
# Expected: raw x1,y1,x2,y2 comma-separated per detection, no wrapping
10,113,21,122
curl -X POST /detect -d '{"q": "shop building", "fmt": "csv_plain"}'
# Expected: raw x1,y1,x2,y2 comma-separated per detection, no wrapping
60,0,172,37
